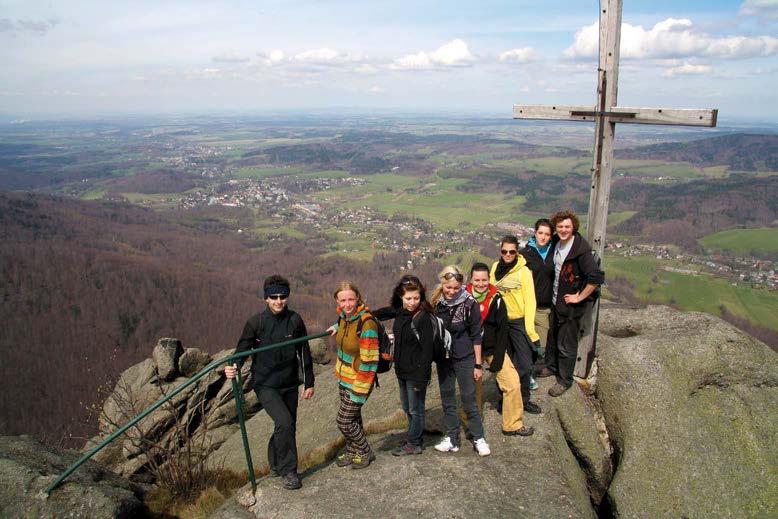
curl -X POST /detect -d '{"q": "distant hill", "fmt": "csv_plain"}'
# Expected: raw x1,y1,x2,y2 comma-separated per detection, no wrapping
618,133,778,171
0,193,437,447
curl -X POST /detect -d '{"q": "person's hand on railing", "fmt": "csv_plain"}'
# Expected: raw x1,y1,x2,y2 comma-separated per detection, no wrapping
326,324,337,336
225,363,238,379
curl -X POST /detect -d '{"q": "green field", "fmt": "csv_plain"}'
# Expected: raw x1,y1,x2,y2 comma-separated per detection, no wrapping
319,173,525,231
235,166,306,178
605,254,778,332
699,228,778,257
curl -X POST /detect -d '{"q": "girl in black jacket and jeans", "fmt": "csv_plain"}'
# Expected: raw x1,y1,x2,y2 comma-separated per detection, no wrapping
388,276,436,456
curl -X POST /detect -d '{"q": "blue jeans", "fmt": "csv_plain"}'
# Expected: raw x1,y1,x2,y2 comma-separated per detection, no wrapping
398,378,427,447
438,357,484,447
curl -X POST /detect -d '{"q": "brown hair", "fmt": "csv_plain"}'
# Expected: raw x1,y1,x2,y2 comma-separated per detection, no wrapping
332,280,365,306
551,210,580,233
390,275,433,313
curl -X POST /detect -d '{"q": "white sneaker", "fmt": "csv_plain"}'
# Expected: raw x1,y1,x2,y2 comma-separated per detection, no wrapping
474,438,491,457
434,436,459,452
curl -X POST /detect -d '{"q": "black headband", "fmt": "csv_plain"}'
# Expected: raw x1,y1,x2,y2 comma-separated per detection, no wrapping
264,284,290,298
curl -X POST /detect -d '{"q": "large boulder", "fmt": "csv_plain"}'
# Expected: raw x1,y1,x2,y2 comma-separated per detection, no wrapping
308,337,332,365
0,435,146,519
153,338,183,381
595,304,778,518
179,348,212,377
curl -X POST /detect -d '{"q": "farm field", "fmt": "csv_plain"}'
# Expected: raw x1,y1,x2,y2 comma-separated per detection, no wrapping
604,254,778,332
699,228,778,257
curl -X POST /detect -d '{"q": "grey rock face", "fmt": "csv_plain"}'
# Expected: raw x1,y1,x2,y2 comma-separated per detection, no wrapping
595,304,778,518
0,435,146,519
307,337,331,365
153,338,183,381
179,348,212,377
211,366,597,519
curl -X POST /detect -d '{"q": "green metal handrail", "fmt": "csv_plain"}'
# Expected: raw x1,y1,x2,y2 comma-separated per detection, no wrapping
44,331,330,496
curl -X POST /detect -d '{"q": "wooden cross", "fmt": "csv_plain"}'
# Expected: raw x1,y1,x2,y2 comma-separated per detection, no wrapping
513,0,718,378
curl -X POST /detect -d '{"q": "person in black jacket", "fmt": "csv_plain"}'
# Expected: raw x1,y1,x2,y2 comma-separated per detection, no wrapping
471,263,534,437
537,211,605,397
225,274,315,490
388,275,436,456
431,265,490,457
520,218,555,383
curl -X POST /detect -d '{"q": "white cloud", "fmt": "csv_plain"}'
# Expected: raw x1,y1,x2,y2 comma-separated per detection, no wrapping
564,18,778,60
391,39,476,70
662,63,712,77
212,52,250,63
294,47,365,64
369,85,384,93
499,47,538,63
257,49,285,65
0,17,59,35
740,0,778,19
355,64,379,74
294,48,339,62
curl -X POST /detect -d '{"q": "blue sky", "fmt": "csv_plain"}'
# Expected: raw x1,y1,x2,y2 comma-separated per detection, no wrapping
1,0,777,120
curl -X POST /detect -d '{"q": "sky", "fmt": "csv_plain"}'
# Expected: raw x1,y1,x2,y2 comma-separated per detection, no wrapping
1,0,777,120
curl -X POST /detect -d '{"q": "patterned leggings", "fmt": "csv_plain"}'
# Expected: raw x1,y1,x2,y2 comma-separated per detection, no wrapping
337,387,371,456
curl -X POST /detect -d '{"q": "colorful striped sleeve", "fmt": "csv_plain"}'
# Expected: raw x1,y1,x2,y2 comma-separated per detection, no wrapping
350,316,379,402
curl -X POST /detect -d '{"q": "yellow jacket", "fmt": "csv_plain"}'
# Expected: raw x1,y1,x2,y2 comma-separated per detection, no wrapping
490,256,539,342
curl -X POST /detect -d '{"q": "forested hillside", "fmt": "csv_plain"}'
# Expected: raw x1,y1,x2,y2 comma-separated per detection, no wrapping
619,133,778,171
0,193,435,446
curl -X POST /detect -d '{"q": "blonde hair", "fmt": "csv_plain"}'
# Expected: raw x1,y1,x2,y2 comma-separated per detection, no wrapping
430,265,465,305
332,280,365,306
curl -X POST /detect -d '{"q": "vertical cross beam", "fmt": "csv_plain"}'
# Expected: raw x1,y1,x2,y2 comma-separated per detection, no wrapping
577,0,623,377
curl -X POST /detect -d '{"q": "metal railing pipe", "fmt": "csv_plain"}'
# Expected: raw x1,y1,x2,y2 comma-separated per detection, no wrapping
44,331,329,496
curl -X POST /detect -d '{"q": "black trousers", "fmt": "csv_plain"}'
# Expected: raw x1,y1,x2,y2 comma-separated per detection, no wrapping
507,319,535,403
546,308,581,388
254,385,299,476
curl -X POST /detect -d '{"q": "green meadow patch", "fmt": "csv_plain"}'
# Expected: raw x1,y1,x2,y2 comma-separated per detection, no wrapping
699,227,778,257
605,254,778,332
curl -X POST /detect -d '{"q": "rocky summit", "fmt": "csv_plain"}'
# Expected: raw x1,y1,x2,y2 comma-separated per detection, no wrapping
2,302,776,518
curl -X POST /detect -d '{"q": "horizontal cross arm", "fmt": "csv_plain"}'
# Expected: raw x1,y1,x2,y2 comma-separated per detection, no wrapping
513,104,717,127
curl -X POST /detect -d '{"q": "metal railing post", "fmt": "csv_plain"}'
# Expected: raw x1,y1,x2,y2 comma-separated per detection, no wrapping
231,370,257,493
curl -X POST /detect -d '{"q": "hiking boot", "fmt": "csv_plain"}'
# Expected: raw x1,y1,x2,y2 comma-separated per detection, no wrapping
548,383,570,397
536,367,556,378
351,451,376,470
434,436,460,453
529,377,539,390
473,438,491,457
523,401,542,414
335,453,353,467
392,442,423,456
282,471,302,490
268,468,280,477
502,425,534,437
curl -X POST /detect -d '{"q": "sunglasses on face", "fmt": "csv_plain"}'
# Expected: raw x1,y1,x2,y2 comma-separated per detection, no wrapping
267,295,288,301
443,272,464,282
501,249,518,256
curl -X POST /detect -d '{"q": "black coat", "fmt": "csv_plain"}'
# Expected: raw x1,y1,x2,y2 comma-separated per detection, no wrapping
234,306,315,389
520,245,555,309
481,293,510,372
392,308,435,383
550,233,605,319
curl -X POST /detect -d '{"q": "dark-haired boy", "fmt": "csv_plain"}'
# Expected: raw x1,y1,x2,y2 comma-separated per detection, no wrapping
538,211,604,397
226,275,315,490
